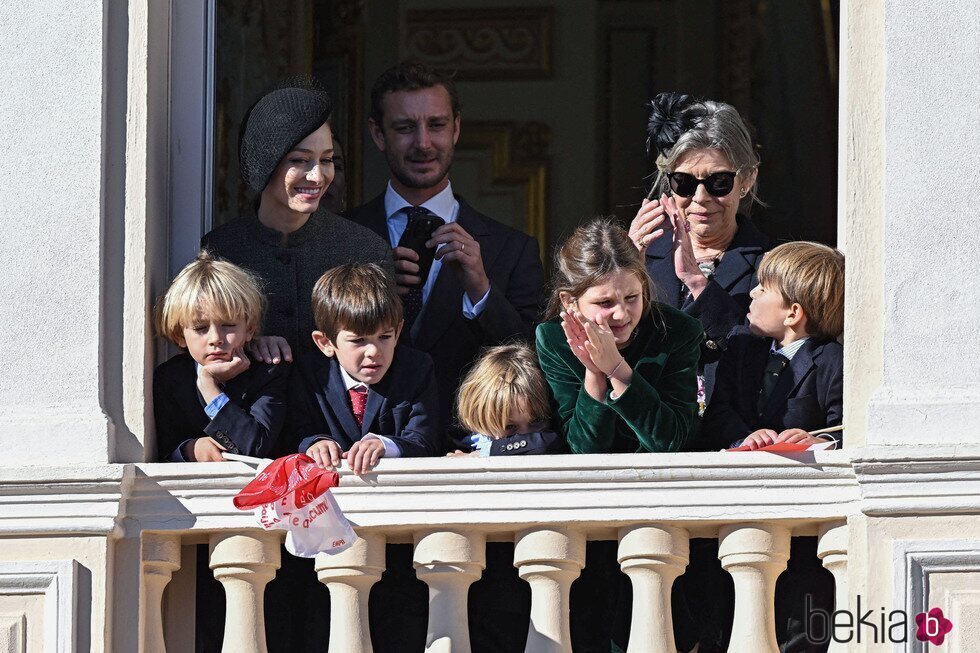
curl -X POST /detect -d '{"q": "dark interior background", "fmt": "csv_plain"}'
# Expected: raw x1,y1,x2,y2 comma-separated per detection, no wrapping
213,0,839,256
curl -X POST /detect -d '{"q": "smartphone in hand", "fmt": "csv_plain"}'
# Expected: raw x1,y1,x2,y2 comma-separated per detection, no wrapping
398,213,445,288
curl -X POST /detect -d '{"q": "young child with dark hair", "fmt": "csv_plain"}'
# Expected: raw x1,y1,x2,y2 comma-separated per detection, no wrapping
290,263,441,475
700,241,845,450
153,251,288,462
449,344,564,457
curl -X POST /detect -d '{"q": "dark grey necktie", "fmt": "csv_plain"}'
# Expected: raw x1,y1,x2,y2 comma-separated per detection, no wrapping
757,351,789,416
399,207,432,330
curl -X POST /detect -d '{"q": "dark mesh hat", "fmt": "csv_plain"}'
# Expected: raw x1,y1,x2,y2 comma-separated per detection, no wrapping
239,87,332,192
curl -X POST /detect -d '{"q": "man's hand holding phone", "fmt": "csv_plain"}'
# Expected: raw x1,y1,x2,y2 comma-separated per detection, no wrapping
394,211,445,294
392,247,423,295
428,222,490,303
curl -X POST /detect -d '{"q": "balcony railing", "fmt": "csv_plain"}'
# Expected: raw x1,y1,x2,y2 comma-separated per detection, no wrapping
131,451,858,652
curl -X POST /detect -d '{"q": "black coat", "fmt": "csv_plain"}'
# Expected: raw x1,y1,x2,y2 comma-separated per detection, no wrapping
347,194,544,450
698,327,844,450
201,209,393,357
645,214,771,402
153,353,289,461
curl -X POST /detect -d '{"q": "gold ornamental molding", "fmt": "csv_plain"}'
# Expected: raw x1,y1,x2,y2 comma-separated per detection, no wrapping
456,121,550,259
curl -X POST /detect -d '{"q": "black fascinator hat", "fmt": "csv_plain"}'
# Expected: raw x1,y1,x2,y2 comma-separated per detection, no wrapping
239,80,332,193
645,92,706,161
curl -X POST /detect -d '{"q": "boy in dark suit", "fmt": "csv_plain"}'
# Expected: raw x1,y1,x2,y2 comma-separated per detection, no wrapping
292,263,441,475
153,252,288,462
701,241,845,450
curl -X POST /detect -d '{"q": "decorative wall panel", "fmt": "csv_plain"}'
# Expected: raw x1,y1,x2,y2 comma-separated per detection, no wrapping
0,561,78,652
404,8,553,79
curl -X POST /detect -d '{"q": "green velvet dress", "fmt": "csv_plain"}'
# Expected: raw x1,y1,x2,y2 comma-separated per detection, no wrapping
535,304,702,453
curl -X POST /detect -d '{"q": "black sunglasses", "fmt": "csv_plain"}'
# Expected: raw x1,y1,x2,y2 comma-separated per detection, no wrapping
666,171,739,198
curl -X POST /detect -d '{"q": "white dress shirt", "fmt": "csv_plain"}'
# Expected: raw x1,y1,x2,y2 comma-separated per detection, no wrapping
772,337,810,360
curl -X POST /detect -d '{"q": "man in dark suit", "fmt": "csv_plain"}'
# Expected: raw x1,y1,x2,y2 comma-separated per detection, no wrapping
347,61,544,450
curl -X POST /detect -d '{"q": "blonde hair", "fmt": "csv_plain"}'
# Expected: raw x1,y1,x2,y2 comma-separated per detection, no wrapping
757,241,845,339
456,344,552,438
156,251,265,345
311,263,402,340
545,217,654,320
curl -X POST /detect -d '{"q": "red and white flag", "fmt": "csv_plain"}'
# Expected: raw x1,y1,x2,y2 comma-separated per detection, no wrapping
233,453,357,557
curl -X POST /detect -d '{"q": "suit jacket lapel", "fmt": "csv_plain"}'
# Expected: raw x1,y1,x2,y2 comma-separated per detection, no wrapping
223,367,253,404
361,386,385,436
712,216,769,291
414,200,492,351
645,231,682,305
320,358,361,443
350,194,389,242
760,341,816,423
711,248,754,291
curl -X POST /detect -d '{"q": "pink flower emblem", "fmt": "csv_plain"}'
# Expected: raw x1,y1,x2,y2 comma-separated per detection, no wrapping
915,607,953,645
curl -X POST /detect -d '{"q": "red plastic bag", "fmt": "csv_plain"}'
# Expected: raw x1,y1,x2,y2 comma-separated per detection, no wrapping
234,453,357,557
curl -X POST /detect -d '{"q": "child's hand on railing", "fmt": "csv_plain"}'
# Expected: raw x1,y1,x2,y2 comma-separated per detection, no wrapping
183,436,227,462
446,450,479,458
306,439,343,469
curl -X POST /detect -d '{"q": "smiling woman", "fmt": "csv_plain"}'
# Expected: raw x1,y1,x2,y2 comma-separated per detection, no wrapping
202,83,394,361
629,92,773,415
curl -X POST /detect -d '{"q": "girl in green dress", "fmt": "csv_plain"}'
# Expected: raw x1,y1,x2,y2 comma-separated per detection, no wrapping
536,217,702,453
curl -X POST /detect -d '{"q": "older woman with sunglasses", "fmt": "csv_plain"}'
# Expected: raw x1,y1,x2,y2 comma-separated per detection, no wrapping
629,92,771,412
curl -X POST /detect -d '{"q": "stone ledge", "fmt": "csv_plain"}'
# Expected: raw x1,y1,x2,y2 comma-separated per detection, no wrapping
852,445,980,516
0,464,130,537
126,452,859,536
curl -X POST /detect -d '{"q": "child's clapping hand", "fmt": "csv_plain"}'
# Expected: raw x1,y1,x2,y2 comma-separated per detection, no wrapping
560,310,625,376
560,309,603,374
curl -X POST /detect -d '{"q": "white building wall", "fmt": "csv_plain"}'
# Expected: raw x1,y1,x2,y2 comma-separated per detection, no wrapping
868,0,980,445
0,0,977,651
0,0,112,464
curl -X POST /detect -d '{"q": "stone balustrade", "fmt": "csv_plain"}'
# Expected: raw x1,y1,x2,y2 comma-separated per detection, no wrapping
111,452,859,651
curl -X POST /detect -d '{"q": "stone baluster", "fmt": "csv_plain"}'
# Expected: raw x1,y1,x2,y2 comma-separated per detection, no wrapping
718,523,790,653
316,533,385,653
617,525,689,653
818,522,849,653
140,533,181,653
414,530,486,653
514,528,586,653
209,532,281,653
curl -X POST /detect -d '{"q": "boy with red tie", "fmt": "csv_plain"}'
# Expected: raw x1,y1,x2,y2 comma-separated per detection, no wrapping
290,263,441,474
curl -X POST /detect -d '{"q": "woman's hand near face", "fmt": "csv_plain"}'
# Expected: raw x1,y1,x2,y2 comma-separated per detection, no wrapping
663,195,709,297
628,195,668,255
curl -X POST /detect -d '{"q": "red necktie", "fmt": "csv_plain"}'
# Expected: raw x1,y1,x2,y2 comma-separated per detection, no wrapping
348,387,367,428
